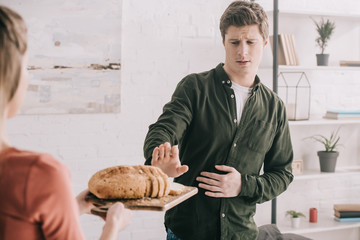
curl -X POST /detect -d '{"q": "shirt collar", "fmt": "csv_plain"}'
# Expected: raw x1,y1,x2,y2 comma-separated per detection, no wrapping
215,63,261,93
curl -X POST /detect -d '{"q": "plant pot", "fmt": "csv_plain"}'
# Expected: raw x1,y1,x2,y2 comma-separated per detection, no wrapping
316,54,329,66
317,151,339,172
291,217,301,228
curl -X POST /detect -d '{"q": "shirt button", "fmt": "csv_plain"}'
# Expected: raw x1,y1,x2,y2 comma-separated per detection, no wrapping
234,143,237,147
221,213,226,218
233,119,237,123
222,81,225,84
231,94,234,98
227,80,230,84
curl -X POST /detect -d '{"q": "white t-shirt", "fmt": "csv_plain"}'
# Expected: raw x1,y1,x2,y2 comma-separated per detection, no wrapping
231,81,252,125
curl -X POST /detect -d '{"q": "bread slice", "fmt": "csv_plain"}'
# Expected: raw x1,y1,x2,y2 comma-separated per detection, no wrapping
154,168,165,198
139,165,157,197
150,168,160,197
169,182,184,195
157,167,171,196
134,166,151,197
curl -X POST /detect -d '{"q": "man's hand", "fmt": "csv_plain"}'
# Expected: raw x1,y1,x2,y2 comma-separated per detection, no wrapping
151,142,189,178
196,165,242,198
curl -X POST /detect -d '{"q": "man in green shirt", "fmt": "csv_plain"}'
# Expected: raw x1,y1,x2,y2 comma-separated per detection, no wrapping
143,1,294,239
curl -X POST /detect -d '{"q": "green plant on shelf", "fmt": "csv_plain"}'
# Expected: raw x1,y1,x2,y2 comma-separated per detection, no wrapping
286,210,306,218
312,17,336,54
309,128,341,152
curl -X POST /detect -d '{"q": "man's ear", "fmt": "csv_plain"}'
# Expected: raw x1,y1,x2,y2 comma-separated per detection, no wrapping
263,38,268,48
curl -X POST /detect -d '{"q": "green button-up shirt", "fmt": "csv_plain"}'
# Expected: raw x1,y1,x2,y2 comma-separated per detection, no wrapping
143,63,293,240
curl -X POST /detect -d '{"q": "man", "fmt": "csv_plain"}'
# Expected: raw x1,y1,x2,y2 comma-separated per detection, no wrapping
143,1,294,239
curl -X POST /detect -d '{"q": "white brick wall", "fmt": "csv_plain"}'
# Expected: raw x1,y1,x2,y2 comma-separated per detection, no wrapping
3,0,360,239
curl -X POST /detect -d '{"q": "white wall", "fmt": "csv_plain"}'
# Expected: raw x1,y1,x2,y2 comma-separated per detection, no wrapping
3,0,360,239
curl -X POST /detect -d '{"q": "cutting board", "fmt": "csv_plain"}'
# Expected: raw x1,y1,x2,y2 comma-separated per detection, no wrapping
85,184,198,218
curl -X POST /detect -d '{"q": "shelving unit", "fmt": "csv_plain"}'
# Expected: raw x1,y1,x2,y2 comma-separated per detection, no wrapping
267,1,360,239
264,66,360,71
294,167,360,181
278,213,360,235
289,118,360,126
266,9,360,19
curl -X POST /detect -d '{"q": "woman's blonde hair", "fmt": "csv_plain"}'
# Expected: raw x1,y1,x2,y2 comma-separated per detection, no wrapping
0,6,27,145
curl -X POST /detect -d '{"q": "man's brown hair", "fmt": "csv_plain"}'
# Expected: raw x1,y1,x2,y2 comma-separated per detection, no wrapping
220,0,269,41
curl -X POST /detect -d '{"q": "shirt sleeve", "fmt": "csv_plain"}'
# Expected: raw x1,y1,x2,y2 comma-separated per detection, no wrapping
239,104,294,204
25,154,85,240
143,76,195,164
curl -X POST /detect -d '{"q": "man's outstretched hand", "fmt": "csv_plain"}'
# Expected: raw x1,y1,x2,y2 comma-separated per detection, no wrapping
151,142,188,178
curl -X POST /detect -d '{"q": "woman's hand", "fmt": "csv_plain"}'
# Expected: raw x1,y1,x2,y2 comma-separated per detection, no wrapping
75,189,94,215
100,203,132,240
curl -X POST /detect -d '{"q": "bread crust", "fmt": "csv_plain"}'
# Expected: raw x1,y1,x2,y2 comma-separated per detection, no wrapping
88,165,169,199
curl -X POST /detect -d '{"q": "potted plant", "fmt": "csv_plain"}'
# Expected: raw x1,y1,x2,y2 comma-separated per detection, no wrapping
286,210,306,228
309,129,341,172
312,18,335,66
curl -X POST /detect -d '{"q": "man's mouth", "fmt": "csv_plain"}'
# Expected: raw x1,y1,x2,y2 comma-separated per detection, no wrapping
236,60,249,64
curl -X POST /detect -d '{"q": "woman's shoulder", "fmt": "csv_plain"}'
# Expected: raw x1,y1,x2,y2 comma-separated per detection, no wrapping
1,147,67,174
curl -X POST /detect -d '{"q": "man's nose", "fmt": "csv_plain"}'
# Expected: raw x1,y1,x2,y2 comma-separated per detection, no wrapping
237,43,248,56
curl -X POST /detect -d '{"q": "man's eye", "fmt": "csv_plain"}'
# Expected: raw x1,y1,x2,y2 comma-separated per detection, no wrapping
231,42,239,45
247,41,255,45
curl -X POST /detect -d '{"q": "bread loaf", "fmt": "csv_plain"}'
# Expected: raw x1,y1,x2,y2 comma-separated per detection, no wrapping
88,165,171,199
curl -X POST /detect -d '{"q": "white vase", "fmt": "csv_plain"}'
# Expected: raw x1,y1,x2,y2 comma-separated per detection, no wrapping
291,217,301,228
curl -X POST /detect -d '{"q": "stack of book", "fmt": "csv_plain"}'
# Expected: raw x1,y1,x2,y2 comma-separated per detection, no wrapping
323,110,360,120
269,33,299,66
340,60,360,67
334,204,360,222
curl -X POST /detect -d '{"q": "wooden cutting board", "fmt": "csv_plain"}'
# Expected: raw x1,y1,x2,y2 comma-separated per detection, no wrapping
85,184,198,218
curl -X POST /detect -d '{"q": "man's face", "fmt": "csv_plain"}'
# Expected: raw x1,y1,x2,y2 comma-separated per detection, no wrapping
223,24,267,78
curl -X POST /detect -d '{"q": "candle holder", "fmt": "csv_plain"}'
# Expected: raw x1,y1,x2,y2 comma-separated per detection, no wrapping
278,71,311,121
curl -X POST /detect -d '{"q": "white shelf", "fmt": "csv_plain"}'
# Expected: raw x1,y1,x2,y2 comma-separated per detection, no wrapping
294,167,360,181
278,213,360,235
288,117,360,126
266,10,360,19
259,66,360,71
279,66,360,71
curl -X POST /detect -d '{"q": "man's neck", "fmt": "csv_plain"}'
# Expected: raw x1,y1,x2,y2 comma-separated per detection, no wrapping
223,66,255,88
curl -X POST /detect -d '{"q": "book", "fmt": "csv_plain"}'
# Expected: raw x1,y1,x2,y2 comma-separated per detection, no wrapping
334,210,360,218
324,110,360,120
327,110,360,115
269,34,299,66
289,34,300,65
334,216,360,222
286,34,296,65
269,35,286,65
340,60,360,67
334,204,360,212
280,34,291,65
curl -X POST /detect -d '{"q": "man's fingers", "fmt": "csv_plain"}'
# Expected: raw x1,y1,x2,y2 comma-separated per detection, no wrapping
198,183,222,192
159,144,165,159
151,147,159,164
205,191,224,198
171,145,179,157
215,165,234,173
177,165,189,175
200,171,222,181
196,176,220,186
164,142,171,159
